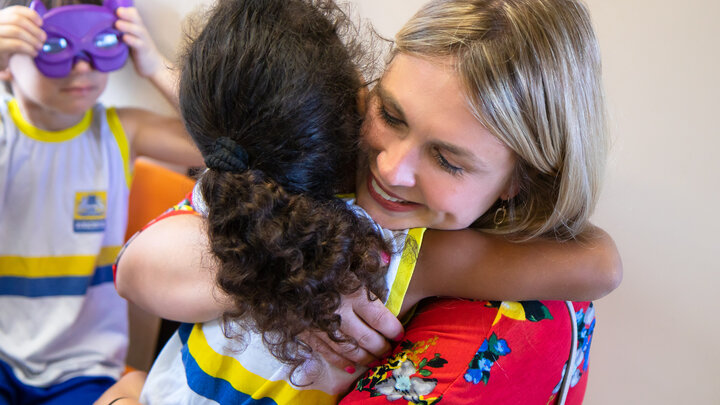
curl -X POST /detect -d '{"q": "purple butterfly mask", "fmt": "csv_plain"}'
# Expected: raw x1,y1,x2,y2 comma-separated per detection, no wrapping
31,0,134,78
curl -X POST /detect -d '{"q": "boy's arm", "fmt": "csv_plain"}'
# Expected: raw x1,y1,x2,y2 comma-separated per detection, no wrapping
115,107,203,166
93,370,146,405
0,5,45,70
115,7,179,107
402,226,623,314
112,7,203,167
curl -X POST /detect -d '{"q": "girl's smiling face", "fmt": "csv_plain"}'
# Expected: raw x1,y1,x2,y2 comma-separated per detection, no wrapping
356,54,517,231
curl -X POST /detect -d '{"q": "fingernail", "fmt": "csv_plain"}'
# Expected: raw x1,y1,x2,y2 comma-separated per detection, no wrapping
392,332,404,342
344,366,356,374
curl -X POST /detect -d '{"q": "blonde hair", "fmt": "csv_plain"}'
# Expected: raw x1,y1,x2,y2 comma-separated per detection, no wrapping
394,0,608,240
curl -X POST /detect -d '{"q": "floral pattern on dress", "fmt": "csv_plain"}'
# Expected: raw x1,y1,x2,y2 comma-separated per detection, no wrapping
463,333,511,385
355,336,447,404
552,303,596,394
463,301,552,386
485,300,554,325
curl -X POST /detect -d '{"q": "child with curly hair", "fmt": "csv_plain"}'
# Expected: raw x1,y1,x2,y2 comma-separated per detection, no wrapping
108,0,622,403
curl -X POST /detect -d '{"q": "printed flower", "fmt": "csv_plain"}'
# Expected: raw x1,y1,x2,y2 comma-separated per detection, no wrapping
486,301,553,325
491,301,526,325
374,360,437,403
553,303,597,393
490,336,511,356
354,336,447,399
464,357,493,384
464,333,511,385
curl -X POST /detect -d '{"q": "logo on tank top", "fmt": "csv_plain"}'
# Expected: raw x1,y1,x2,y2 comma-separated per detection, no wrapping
74,191,106,232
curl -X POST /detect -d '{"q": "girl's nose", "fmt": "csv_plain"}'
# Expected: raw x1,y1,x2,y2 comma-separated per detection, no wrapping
376,140,417,188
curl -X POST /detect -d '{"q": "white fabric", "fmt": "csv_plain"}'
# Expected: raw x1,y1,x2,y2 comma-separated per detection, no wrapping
141,188,422,404
0,98,129,387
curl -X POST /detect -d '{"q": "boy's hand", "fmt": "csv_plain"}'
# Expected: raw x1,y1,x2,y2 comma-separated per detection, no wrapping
115,7,164,79
0,6,45,70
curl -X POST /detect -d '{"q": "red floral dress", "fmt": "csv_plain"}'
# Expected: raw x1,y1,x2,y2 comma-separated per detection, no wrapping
340,298,595,405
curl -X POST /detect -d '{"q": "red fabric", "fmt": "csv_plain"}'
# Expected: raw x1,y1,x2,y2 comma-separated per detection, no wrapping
340,298,594,405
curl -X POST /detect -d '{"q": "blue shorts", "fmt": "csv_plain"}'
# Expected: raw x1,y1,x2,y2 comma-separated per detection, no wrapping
0,360,115,405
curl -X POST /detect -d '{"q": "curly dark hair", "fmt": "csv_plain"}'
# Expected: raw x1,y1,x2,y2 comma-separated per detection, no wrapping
179,0,390,375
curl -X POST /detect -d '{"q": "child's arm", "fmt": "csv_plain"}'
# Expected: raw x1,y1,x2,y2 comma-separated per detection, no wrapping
93,370,146,405
112,7,203,167
400,226,623,315
115,213,401,369
0,5,45,70
115,213,228,323
115,7,178,107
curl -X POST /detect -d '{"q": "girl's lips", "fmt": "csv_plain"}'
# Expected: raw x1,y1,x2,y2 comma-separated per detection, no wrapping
366,173,420,212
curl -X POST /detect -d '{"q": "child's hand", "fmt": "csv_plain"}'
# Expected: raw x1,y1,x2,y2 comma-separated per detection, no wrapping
0,6,45,70
115,7,164,79
303,288,404,371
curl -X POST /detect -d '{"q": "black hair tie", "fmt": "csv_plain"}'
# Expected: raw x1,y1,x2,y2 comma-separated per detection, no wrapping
204,137,249,173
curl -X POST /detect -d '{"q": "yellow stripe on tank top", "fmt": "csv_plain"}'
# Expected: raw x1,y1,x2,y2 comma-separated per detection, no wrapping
8,98,91,142
106,108,133,189
187,324,335,404
385,227,426,316
0,246,121,277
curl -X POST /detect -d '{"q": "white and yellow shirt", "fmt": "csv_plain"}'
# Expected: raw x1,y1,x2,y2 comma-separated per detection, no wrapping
139,189,425,404
0,98,131,387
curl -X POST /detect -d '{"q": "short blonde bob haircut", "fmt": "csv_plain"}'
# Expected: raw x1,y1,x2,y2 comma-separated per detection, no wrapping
393,0,608,240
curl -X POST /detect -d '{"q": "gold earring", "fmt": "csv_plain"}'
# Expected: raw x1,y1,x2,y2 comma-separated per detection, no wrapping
493,201,507,227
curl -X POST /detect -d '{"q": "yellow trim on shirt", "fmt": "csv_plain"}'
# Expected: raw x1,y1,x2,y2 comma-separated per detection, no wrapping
0,246,121,278
106,107,132,189
385,227,426,316
8,98,91,142
187,324,334,404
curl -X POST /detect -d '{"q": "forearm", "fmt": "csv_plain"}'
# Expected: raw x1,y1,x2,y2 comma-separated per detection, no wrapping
410,226,623,303
115,7,181,110
115,214,230,322
93,371,146,405
146,57,180,109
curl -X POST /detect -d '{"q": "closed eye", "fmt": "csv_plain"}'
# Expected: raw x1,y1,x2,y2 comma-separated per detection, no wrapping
432,147,463,176
377,103,405,127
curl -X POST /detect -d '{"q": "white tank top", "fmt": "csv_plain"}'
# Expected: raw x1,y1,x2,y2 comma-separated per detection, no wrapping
0,97,131,387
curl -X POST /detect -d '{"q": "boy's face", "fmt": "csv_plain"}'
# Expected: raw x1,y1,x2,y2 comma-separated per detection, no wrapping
6,52,109,117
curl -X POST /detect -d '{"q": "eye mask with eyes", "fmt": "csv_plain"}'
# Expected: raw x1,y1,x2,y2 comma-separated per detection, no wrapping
30,0,134,78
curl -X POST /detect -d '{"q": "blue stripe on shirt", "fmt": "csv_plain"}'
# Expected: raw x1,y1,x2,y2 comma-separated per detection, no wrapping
179,327,279,405
0,264,114,296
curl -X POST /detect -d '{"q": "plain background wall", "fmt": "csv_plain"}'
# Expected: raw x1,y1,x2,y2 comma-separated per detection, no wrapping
99,0,719,403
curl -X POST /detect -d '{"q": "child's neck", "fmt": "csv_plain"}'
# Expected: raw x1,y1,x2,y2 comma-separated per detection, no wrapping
13,97,88,132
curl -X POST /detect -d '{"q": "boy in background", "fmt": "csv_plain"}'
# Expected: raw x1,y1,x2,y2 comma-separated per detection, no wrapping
0,1,202,403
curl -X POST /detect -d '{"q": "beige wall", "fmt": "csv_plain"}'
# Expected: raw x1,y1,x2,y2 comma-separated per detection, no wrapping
102,1,719,403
